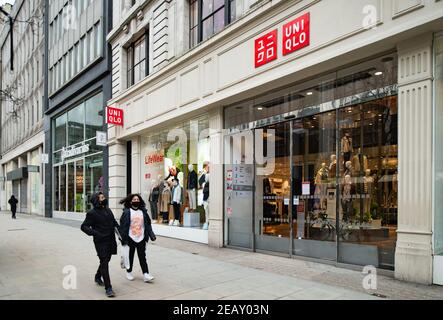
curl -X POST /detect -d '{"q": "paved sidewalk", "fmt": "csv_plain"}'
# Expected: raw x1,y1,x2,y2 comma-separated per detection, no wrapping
0,212,442,300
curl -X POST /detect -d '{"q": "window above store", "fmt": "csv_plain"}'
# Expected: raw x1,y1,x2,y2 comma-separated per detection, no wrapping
190,0,236,49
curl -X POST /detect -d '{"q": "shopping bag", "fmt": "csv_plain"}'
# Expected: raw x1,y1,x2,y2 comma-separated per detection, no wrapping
120,245,130,270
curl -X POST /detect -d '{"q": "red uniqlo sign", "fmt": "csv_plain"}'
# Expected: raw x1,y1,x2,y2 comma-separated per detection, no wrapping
255,29,278,68
282,12,310,56
106,106,124,126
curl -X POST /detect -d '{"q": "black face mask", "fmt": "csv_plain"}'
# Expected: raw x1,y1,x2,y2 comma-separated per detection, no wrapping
99,199,108,207
131,202,140,209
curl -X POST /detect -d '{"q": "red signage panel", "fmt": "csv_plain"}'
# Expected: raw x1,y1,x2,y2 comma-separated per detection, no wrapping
106,106,124,126
282,12,310,56
255,29,278,68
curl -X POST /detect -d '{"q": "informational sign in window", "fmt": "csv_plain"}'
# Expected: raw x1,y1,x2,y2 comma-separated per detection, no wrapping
282,12,310,56
302,182,310,195
96,131,107,147
255,29,278,68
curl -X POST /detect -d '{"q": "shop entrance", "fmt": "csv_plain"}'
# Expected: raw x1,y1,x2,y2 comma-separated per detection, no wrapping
224,53,399,269
247,97,398,268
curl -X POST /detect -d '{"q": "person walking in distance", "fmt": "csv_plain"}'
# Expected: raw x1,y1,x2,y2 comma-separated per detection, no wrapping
119,194,156,283
8,195,18,219
81,192,119,298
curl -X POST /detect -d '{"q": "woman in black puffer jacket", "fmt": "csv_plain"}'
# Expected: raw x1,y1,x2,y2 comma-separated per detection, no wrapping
81,192,119,297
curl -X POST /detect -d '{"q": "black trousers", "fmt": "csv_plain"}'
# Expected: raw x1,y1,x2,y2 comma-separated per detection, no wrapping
127,238,149,274
173,203,181,221
149,201,158,220
96,255,112,290
11,209,16,219
344,152,351,163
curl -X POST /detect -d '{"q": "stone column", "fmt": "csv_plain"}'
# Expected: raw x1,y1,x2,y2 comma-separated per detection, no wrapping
395,33,433,284
108,141,127,219
131,136,141,194
26,151,32,214
39,145,44,216
208,107,224,248
17,156,27,213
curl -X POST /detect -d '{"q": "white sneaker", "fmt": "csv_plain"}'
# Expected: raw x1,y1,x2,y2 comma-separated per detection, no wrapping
202,223,209,230
173,220,179,226
126,272,134,281
143,273,154,282
168,219,174,226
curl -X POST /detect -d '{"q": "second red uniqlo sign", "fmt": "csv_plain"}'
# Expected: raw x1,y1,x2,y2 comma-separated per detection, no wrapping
283,12,310,56
106,106,124,126
255,29,278,68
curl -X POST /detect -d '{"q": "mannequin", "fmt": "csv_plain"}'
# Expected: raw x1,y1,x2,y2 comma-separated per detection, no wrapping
160,181,171,224
187,164,198,212
165,165,180,182
171,178,182,226
199,161,210,230
344,161,353,177
148,179,160,221
363,169,374,217
352,148,368,174
329,155,337,180
341,174,353,222
314,163,328,210
202,173,210,230
341,132,353,163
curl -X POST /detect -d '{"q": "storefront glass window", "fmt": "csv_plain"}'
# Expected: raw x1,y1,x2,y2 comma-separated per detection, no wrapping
52,92,104,214
141,116,210,229
68,102,85,146
60,164,66,212
224,53,398,269
85,92,104,140
54,113,67,151
85,154,104,211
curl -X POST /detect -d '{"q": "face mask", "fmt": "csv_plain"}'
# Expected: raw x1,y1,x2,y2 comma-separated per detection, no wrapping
132,202,140,208
99,199,108,207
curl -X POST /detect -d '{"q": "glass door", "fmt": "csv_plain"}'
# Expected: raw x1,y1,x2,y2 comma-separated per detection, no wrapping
224,130,254,249
254,122,291,254
291,111,337,260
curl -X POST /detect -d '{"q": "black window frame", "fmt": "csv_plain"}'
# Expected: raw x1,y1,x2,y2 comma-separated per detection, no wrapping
127,30,149,88
190,0,236,48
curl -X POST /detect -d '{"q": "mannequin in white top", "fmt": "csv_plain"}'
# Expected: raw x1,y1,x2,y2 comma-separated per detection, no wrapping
344,161,353,177
341,174,353,222
329,155,337,181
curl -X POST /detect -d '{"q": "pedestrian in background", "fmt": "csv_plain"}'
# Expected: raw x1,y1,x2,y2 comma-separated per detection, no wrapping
81,192,119,298
8,195,18,219
119,194,156,283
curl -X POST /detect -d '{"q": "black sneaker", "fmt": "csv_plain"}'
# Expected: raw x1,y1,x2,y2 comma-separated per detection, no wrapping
95,276,104,287
105,288,115,298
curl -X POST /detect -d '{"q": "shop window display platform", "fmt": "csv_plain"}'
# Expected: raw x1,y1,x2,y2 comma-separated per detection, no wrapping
151,223,208,244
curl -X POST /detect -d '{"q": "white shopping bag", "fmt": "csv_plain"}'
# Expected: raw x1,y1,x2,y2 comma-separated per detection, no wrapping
120,245,130,270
